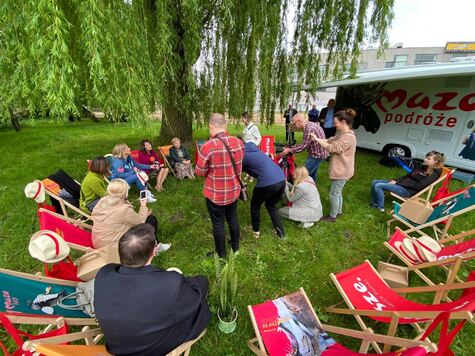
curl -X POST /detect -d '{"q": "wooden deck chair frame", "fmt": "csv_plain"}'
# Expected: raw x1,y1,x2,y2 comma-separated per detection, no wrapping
158,145,178,179
387,184,475,240
26,328,206,356
0,268,97,326
24,327,104,355
390,167,454,203
326,260,475,353
385,227,475,293
43,184,92,224
247,288,437,355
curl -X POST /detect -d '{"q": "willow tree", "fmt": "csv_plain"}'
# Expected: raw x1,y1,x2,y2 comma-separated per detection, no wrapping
0,0,394,142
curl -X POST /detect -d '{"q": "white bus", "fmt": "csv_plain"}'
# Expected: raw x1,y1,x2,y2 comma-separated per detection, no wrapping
320,62,475,172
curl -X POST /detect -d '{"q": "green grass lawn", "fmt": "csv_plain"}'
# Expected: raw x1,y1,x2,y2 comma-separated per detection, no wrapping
0,119,474,355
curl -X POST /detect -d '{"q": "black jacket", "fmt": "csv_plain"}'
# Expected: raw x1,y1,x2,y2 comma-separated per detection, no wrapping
94,264,211,356
395,168,442,196
169,147,190,163
318,107,341,127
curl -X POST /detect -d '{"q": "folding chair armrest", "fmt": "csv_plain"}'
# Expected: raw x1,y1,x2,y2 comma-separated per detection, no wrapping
440,228,475,244
393,280,475,293
390,192,405,201
406,255,468,270
321,324,437,352
326,306,471,319
67,242,90,253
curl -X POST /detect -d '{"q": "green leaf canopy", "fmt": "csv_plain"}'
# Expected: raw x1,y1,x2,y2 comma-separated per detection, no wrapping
0,0,394,142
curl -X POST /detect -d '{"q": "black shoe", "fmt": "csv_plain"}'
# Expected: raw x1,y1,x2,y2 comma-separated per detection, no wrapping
206,251,225,258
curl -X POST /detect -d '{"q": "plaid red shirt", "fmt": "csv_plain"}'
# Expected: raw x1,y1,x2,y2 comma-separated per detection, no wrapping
291,121,329,159
195,134,245,206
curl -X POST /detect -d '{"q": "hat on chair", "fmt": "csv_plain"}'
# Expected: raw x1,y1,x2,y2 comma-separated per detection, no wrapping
24,180,46,203
29,230,70,263
413,235,440,262
136,171,149,186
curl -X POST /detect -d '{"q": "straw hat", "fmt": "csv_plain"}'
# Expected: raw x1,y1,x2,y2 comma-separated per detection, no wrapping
413,236,440,262
402,238,426,263
136,171,149,186
29,230,70,263
24,180,46,203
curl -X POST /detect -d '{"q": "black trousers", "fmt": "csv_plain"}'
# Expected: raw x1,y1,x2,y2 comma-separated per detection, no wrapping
205,199,239,258
145,215,160,242
285,123,295,144
251,181,286,237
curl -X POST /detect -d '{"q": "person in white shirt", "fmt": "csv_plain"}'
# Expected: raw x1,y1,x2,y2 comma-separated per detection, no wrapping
241,112,261,146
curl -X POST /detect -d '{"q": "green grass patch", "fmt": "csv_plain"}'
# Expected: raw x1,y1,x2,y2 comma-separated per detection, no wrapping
0,120,474,355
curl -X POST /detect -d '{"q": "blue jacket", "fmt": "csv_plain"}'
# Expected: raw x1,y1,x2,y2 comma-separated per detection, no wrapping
242,142,285,188
111,156,151,180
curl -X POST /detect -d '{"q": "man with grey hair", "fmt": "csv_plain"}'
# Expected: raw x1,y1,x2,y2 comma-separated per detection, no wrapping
195,113,245,258
282,113,328,181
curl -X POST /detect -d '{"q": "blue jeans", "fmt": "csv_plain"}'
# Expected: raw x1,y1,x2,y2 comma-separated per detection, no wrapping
305,156,323,181
370,180,411,209
124,174,146,191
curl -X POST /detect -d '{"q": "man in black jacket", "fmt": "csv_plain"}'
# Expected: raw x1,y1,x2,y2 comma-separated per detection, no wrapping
94,224,211,356
284,104,297,144
318,99,339,138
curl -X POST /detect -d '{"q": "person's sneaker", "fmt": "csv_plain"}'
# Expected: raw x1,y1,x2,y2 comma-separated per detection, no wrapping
146,190,157,203
378,208,385,212
274,227,286,239
302,222,314,228
320,215,336,223
157,243,171,252
252,231,260,238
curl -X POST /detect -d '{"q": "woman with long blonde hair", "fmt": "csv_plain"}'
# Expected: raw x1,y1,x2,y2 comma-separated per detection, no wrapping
110,143,158,202
92,179,171,252
278,166,323,228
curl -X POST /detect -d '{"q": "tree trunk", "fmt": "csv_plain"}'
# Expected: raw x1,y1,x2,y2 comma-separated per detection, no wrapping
159,104,193,144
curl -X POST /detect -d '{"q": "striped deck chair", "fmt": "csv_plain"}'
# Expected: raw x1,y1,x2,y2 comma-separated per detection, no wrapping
247,288,443,355
385,227,475,293
326,261,475,353
387,185,475,240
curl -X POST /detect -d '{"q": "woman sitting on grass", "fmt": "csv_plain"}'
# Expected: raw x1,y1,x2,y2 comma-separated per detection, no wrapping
137,139,169,192
80,157,110,213
110,143,158,202
370,150,445,212
169,138,195,180
92,179,170,252
278,166,323,228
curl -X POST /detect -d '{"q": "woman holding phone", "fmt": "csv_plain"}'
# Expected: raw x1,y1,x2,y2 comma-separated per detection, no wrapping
92,179,171,252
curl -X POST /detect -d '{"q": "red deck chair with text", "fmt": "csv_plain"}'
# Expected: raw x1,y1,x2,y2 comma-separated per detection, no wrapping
247,288,473,356
326,261,475,353
385,227,475,292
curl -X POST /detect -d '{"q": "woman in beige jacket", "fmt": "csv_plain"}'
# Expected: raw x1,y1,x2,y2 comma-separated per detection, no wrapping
92,179,171,251
311,108,357,222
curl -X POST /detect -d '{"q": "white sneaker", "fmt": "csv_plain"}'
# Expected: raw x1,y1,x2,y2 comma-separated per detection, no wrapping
146,190,156,203
302,222,314,229
252,231,260,238
157,243,171,252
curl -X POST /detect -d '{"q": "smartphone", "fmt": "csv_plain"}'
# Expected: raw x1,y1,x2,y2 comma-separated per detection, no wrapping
140,190,147,200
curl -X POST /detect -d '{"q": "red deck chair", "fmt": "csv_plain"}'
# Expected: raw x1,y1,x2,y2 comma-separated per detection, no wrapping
326,261,475,353
385,227,475,291
38,208,93,251
246,288,475,355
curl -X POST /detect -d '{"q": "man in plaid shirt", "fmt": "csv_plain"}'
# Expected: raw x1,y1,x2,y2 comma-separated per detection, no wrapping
195,113,245,258
282,113,329,181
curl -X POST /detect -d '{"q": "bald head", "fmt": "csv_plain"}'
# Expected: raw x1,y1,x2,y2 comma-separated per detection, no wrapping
291,113,308,131
209,113,227,136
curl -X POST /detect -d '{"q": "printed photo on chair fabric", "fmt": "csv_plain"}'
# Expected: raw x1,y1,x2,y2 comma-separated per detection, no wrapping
251,290,335,356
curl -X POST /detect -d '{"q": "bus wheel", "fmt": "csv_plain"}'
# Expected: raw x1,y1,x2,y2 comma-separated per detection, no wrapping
383,145,411,158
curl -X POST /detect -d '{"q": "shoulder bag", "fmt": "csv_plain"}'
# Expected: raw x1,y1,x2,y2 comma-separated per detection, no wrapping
216,135,248,202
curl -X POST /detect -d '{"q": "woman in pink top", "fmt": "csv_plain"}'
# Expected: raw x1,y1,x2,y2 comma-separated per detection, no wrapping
311,108,357,222
137,139,169,192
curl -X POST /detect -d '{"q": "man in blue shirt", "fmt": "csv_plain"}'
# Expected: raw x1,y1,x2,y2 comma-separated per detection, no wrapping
308,105,320,123
318,99,338,138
